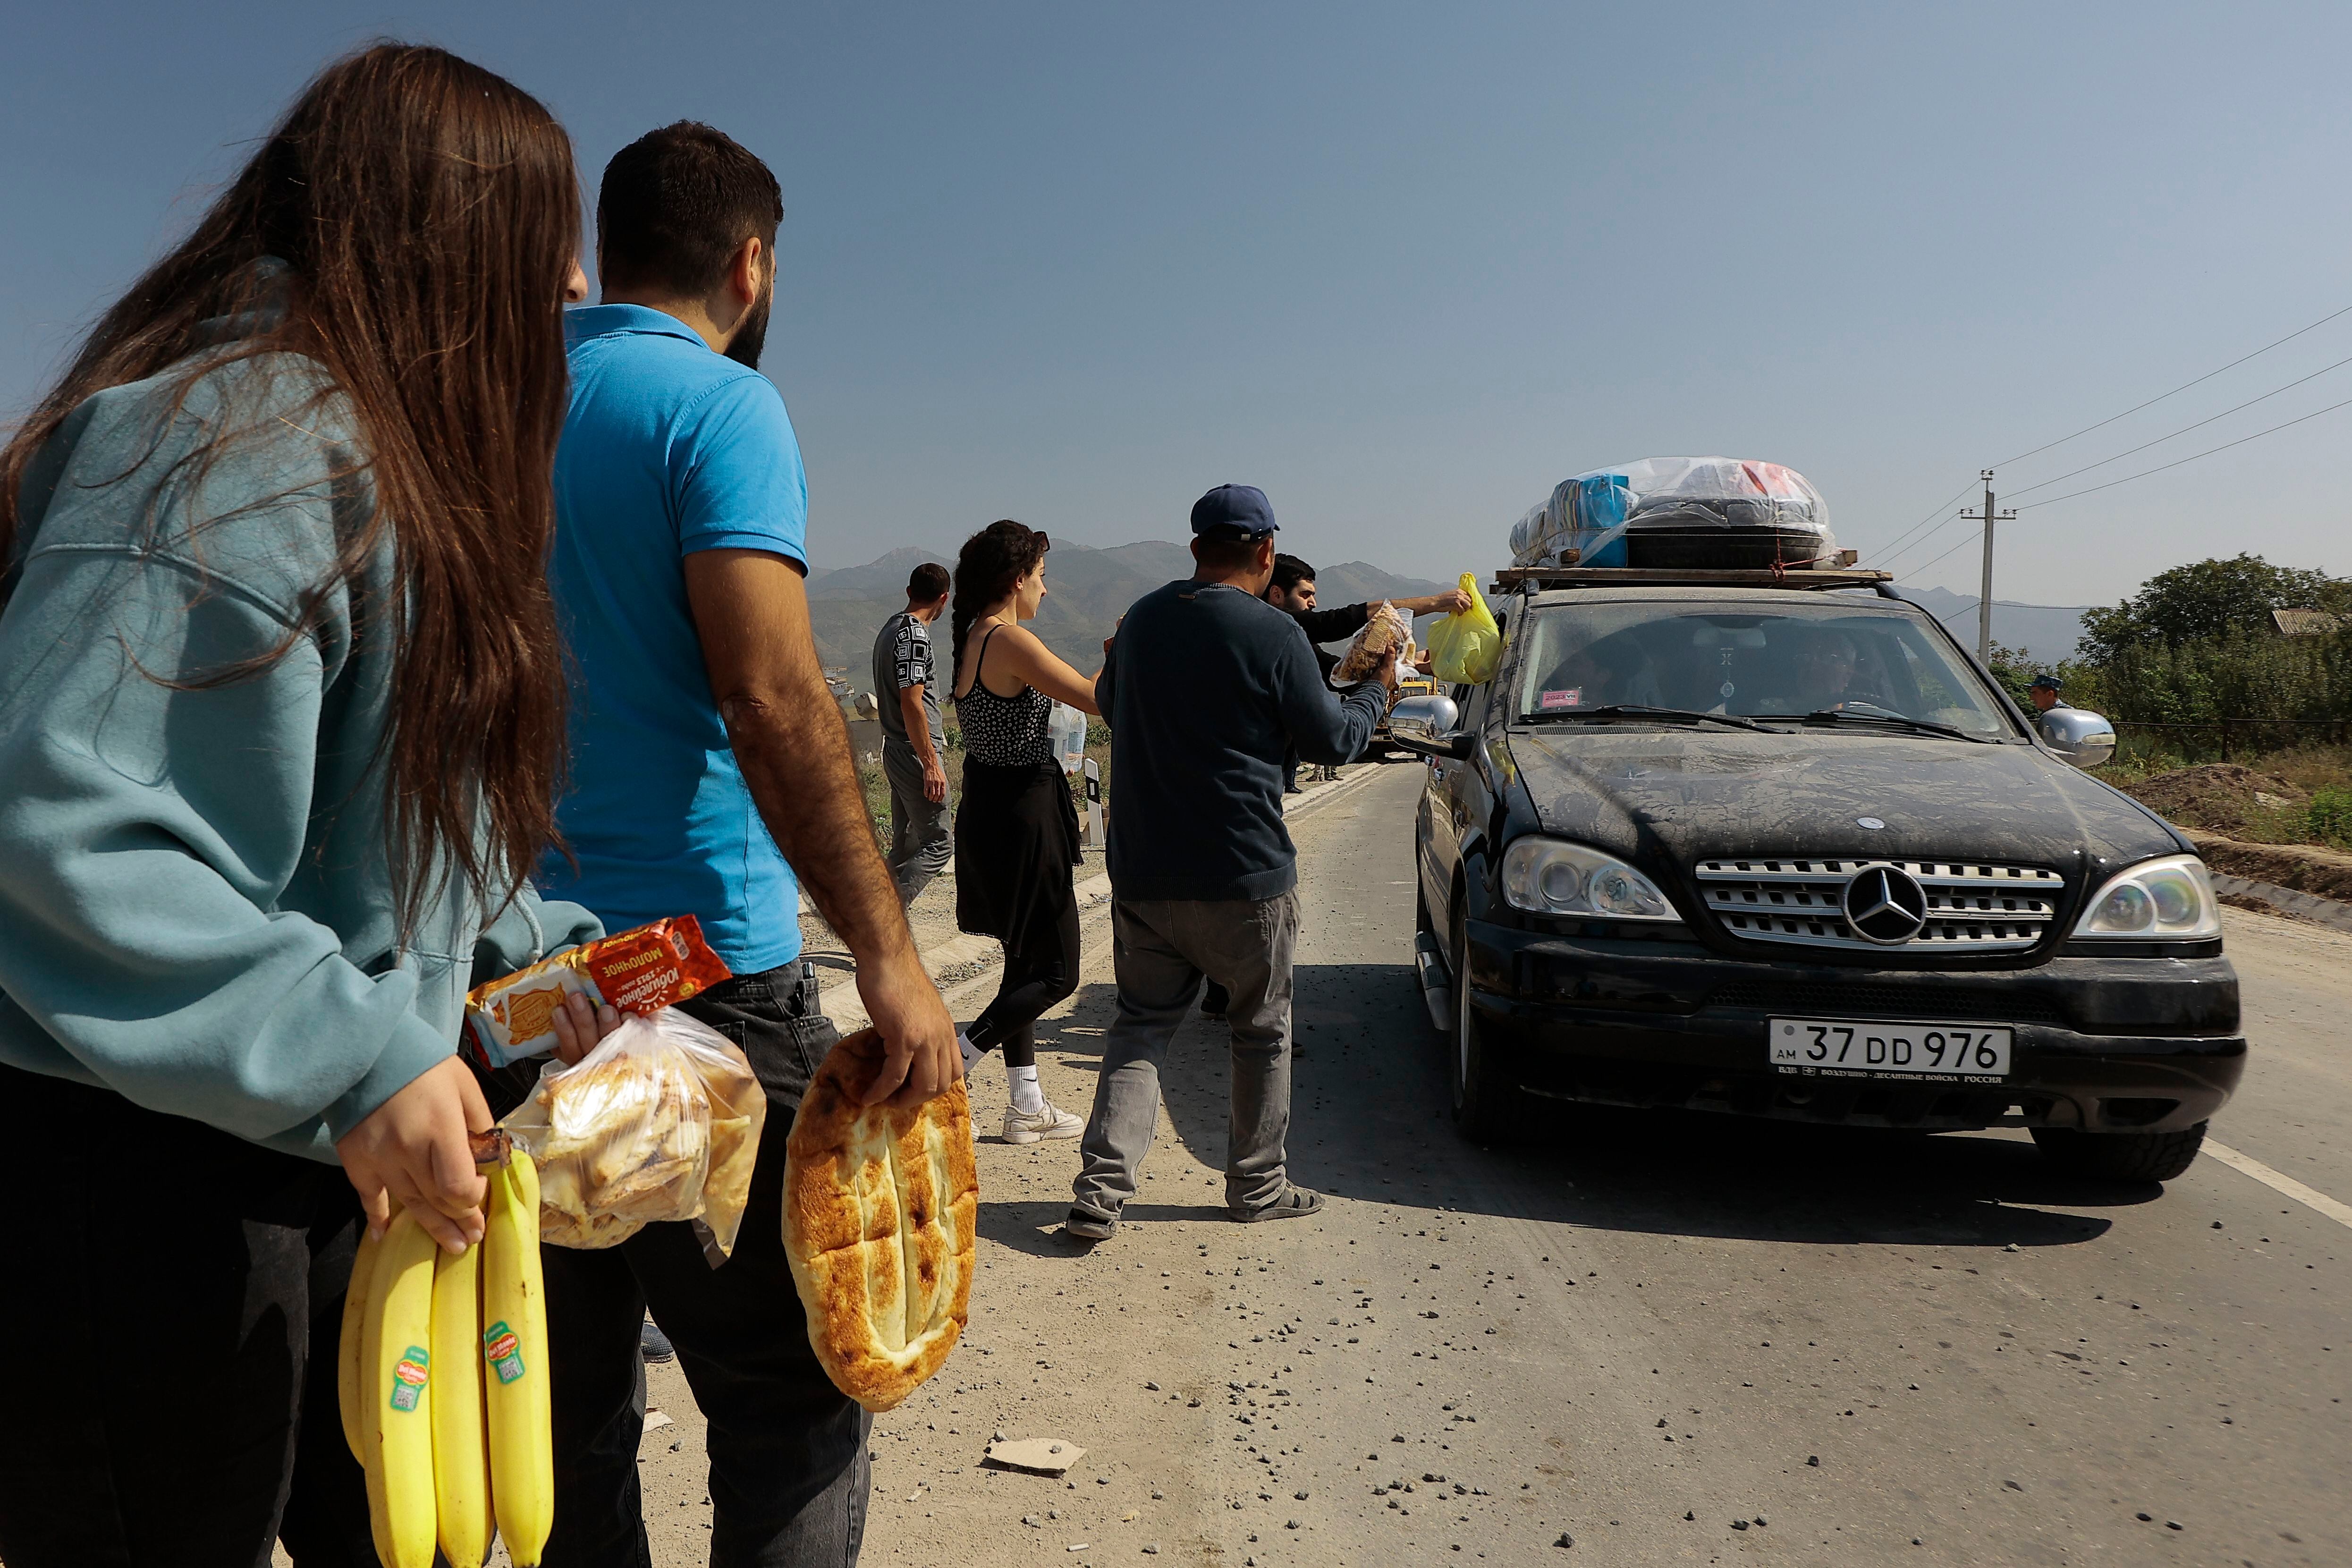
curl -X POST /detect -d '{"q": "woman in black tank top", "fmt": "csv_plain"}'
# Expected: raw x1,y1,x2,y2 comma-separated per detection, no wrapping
948,520,1105,1144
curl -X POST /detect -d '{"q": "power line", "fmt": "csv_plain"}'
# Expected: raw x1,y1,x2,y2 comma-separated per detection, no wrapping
1867,480,1977,561
2003,348,2352,501
1910,524,1985,580
2014,392,2352,511
1883,298,2352,578
1878,503,1972,571
1992,299,2352,469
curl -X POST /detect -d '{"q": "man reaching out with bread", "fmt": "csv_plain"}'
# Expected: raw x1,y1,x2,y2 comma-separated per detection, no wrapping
1068,485,1395,1238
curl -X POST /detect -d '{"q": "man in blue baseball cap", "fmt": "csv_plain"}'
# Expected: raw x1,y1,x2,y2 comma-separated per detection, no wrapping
1190,481,1278,539
1067,485,1395,1240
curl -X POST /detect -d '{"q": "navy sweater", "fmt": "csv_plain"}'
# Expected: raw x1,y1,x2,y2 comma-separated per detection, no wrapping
1099,580,1386,902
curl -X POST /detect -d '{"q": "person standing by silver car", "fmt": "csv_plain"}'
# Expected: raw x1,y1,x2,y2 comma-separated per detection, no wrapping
874,561,955,903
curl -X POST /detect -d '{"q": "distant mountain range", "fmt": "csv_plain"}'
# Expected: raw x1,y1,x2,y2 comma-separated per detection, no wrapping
1889,586,2092,668
808,540,1446,692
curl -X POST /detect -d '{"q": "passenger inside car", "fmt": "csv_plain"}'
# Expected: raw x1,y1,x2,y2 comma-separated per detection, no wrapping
1532,637,1663,711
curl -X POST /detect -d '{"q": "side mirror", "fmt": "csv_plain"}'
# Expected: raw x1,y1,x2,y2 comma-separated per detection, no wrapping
1390,694,1474,760
2039,707,2117,770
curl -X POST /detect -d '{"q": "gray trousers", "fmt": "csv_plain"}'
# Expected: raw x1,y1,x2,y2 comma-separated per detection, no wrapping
881,738,952,904
1072,890,1300,1220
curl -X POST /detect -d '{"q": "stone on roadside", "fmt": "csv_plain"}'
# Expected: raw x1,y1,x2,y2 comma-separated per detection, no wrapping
987,1438,1087,1476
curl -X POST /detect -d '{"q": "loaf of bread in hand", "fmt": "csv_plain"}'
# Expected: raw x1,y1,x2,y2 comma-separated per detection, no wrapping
1332,601,1412,682
782,1030,978,1411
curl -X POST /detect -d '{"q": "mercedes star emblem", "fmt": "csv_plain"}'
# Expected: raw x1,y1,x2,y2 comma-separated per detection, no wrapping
1842,865,1929,944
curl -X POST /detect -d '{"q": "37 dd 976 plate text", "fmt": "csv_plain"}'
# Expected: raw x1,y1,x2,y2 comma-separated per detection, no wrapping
1768,1017,2012,1081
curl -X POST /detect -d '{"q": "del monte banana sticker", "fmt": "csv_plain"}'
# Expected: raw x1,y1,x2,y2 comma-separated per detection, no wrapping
483,1320,526,1385
389,1345,431,1412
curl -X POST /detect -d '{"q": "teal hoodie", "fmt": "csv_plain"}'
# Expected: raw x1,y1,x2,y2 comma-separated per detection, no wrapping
0,310,600,1162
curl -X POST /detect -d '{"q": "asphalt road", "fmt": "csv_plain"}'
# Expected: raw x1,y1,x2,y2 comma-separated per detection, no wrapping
625,761,2351,1568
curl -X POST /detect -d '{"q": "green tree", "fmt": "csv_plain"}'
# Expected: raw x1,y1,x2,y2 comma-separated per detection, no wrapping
2077,553,2352,662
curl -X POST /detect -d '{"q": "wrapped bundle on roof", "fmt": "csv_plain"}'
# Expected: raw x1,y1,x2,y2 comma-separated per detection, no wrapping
1509,456,1835,571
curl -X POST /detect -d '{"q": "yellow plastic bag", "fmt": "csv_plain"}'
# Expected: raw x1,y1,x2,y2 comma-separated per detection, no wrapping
1425,573,1501,684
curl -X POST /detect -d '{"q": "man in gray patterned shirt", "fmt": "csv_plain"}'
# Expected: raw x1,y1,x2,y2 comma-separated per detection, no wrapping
873,562,955,902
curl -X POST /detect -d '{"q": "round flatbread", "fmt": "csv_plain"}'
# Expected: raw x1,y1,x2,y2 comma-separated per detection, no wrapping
782,1030,978,1411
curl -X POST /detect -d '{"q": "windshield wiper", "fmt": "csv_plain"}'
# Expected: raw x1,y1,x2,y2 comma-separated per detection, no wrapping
1520,704,1776,734
1746,703,1996,743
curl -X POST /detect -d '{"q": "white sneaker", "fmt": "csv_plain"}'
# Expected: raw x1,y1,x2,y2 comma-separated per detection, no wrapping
1003,1101,1083,1144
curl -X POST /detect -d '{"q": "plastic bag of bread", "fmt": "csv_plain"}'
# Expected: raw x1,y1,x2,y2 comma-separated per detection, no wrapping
500,1007,766,1254
783,1029,978,1412
1331,601,1412,683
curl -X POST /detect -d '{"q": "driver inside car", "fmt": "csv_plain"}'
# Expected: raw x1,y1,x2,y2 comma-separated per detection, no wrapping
1752,627,1874,716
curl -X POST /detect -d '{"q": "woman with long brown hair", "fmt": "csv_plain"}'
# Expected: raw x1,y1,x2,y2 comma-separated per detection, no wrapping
949,519,1104,1143
0,45,604,1561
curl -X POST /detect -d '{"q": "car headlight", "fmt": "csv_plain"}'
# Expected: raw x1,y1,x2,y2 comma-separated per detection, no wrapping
2071,854,2220,940
1501,837,1678,921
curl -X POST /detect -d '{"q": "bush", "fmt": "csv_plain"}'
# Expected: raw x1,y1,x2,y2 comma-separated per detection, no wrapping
2310,785,2352,848
2066,555,2352,748
2094,630,2352,729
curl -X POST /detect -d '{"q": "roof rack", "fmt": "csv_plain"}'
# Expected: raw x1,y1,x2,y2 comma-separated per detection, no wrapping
1492,562,1893,594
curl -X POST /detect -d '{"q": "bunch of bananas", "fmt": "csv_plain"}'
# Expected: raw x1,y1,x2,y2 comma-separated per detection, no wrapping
340,1147,554,1568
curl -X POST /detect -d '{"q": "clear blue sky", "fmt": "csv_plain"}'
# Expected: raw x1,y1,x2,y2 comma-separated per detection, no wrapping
6,2,2349,604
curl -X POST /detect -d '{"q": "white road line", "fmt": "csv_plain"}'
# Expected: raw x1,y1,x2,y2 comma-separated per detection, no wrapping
2203,1138,2352,1232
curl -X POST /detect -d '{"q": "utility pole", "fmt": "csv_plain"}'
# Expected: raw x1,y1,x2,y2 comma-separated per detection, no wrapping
1957,470,2016,667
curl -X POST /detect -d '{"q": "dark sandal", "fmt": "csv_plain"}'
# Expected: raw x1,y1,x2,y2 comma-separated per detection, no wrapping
1234,1185,1325,1223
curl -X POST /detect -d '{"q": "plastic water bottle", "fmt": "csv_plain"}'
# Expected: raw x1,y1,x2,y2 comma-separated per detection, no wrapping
1050,703,1087,774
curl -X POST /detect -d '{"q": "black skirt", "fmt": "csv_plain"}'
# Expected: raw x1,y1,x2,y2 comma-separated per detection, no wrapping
955,757,1082,952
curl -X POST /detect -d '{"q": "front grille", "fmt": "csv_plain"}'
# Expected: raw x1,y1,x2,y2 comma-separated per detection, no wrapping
1694,857,2064,954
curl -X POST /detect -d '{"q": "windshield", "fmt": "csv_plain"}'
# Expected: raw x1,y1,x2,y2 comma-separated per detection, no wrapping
1510,599,2019,738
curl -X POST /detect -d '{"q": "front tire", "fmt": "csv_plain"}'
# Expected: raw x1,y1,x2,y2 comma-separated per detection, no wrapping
1449,917,1529,1144
2031,1121,2208,1183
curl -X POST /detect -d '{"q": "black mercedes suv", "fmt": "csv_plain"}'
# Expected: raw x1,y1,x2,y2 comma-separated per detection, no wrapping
1397,574,2243,1182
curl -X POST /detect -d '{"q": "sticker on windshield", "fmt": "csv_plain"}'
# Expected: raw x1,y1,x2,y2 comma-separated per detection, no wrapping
1540,688,1583,710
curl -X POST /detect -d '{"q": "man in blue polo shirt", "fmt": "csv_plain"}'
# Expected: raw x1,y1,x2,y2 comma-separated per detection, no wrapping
538,121,957,1568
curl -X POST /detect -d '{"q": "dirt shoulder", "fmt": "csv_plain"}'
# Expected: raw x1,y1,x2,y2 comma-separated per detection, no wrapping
2111,757,2351,850
2183,830,2352,905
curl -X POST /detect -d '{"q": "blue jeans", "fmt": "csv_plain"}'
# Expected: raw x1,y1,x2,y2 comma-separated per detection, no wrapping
541,966,870,1568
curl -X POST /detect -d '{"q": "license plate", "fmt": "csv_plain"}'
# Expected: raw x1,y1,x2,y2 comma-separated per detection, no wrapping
1768,1017,2012,1080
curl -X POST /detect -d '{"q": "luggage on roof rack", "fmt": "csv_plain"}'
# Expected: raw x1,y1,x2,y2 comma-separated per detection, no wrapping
1509,456,1836,572
1490,563,1886,594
